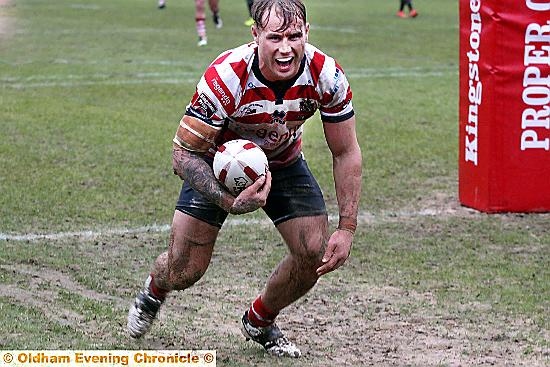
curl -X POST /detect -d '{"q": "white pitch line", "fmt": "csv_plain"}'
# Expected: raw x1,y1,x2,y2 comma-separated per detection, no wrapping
0,224,171,242
1,67,457,89
0,209,477,242
2,71,200,81
4,78,198,89
309,24,357,33
69,4,100,10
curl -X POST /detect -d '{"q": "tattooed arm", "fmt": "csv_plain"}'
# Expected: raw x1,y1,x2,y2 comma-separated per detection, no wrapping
172,147,271,215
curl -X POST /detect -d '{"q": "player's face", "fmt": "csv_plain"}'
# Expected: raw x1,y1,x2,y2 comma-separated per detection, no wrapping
252,9,309,82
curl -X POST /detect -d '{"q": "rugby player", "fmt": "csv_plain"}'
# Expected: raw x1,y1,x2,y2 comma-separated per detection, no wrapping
128,0,362,357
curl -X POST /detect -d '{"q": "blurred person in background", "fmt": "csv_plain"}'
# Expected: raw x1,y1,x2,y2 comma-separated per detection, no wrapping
397,0,418,18
158,0,222,46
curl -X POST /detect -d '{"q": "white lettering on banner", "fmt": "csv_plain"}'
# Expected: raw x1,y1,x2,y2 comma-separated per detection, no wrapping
521,18,550,151
465,0,482,165
526,0,550,11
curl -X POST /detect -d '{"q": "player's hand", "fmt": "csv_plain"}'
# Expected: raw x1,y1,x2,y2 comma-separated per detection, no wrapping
316,229,353,276
229,170,271,215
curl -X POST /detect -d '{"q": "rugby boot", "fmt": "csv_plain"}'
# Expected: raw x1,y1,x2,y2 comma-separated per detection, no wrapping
213,13,223,29
127,275,164,338
198,37,208,47
241,311,301,358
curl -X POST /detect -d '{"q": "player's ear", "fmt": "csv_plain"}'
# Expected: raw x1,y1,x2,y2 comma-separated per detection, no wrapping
251,25,259,43
305,22,310,42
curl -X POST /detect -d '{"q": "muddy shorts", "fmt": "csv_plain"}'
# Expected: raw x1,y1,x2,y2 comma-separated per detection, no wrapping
175,156,327,228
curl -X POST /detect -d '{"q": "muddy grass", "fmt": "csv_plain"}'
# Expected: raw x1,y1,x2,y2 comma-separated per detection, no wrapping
2,250,548,365
3,264,547,366
1,196,548,366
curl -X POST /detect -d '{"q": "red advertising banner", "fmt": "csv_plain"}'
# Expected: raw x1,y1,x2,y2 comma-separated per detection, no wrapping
459,0,550,212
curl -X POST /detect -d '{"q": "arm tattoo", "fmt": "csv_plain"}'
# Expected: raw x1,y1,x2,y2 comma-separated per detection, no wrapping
173,148,230,210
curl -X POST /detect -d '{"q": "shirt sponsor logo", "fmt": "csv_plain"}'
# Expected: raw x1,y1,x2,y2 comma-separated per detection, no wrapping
192,93,217,118
241,103,263,115
211,78,231,106
329,69,341,95
271,110,286,125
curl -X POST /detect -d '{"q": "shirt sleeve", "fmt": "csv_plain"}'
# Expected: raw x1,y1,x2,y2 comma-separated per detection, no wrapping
318,60,354,123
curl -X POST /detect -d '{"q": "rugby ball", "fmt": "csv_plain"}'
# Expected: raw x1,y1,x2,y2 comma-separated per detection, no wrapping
213,139,269,196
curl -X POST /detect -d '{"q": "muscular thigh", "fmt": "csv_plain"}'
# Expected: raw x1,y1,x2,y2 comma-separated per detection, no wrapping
169,210,220,272
276,214,328,262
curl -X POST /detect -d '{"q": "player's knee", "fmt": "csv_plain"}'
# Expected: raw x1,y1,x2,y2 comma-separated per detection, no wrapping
169,268,206,290
303,245,324,265
295,259,320,291
300,235,326,264
167,256,209,290
293,246,323,277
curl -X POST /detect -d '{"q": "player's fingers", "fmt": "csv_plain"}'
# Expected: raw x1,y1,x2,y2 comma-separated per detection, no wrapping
316,258,336,276
255,174,266,187
260,170,272,194
316,264,329,276
243,174,265,193
321,240,337,263
317,253,346,276
316,243,336,275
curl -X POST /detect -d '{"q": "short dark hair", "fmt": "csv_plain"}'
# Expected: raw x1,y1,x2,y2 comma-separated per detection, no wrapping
252,0,307,32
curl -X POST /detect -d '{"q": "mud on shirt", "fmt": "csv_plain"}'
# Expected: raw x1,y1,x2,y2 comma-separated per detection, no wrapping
177,42,354,168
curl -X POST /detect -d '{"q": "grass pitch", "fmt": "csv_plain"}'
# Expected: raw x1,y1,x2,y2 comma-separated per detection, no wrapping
0,0,548,366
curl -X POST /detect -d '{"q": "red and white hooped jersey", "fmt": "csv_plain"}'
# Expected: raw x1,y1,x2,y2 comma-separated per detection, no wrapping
178,42,354,168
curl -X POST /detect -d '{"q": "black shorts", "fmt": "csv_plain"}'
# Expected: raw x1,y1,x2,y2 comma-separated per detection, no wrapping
175,156,327,228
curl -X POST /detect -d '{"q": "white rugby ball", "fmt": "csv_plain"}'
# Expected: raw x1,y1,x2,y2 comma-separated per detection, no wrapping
213,139,269,196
